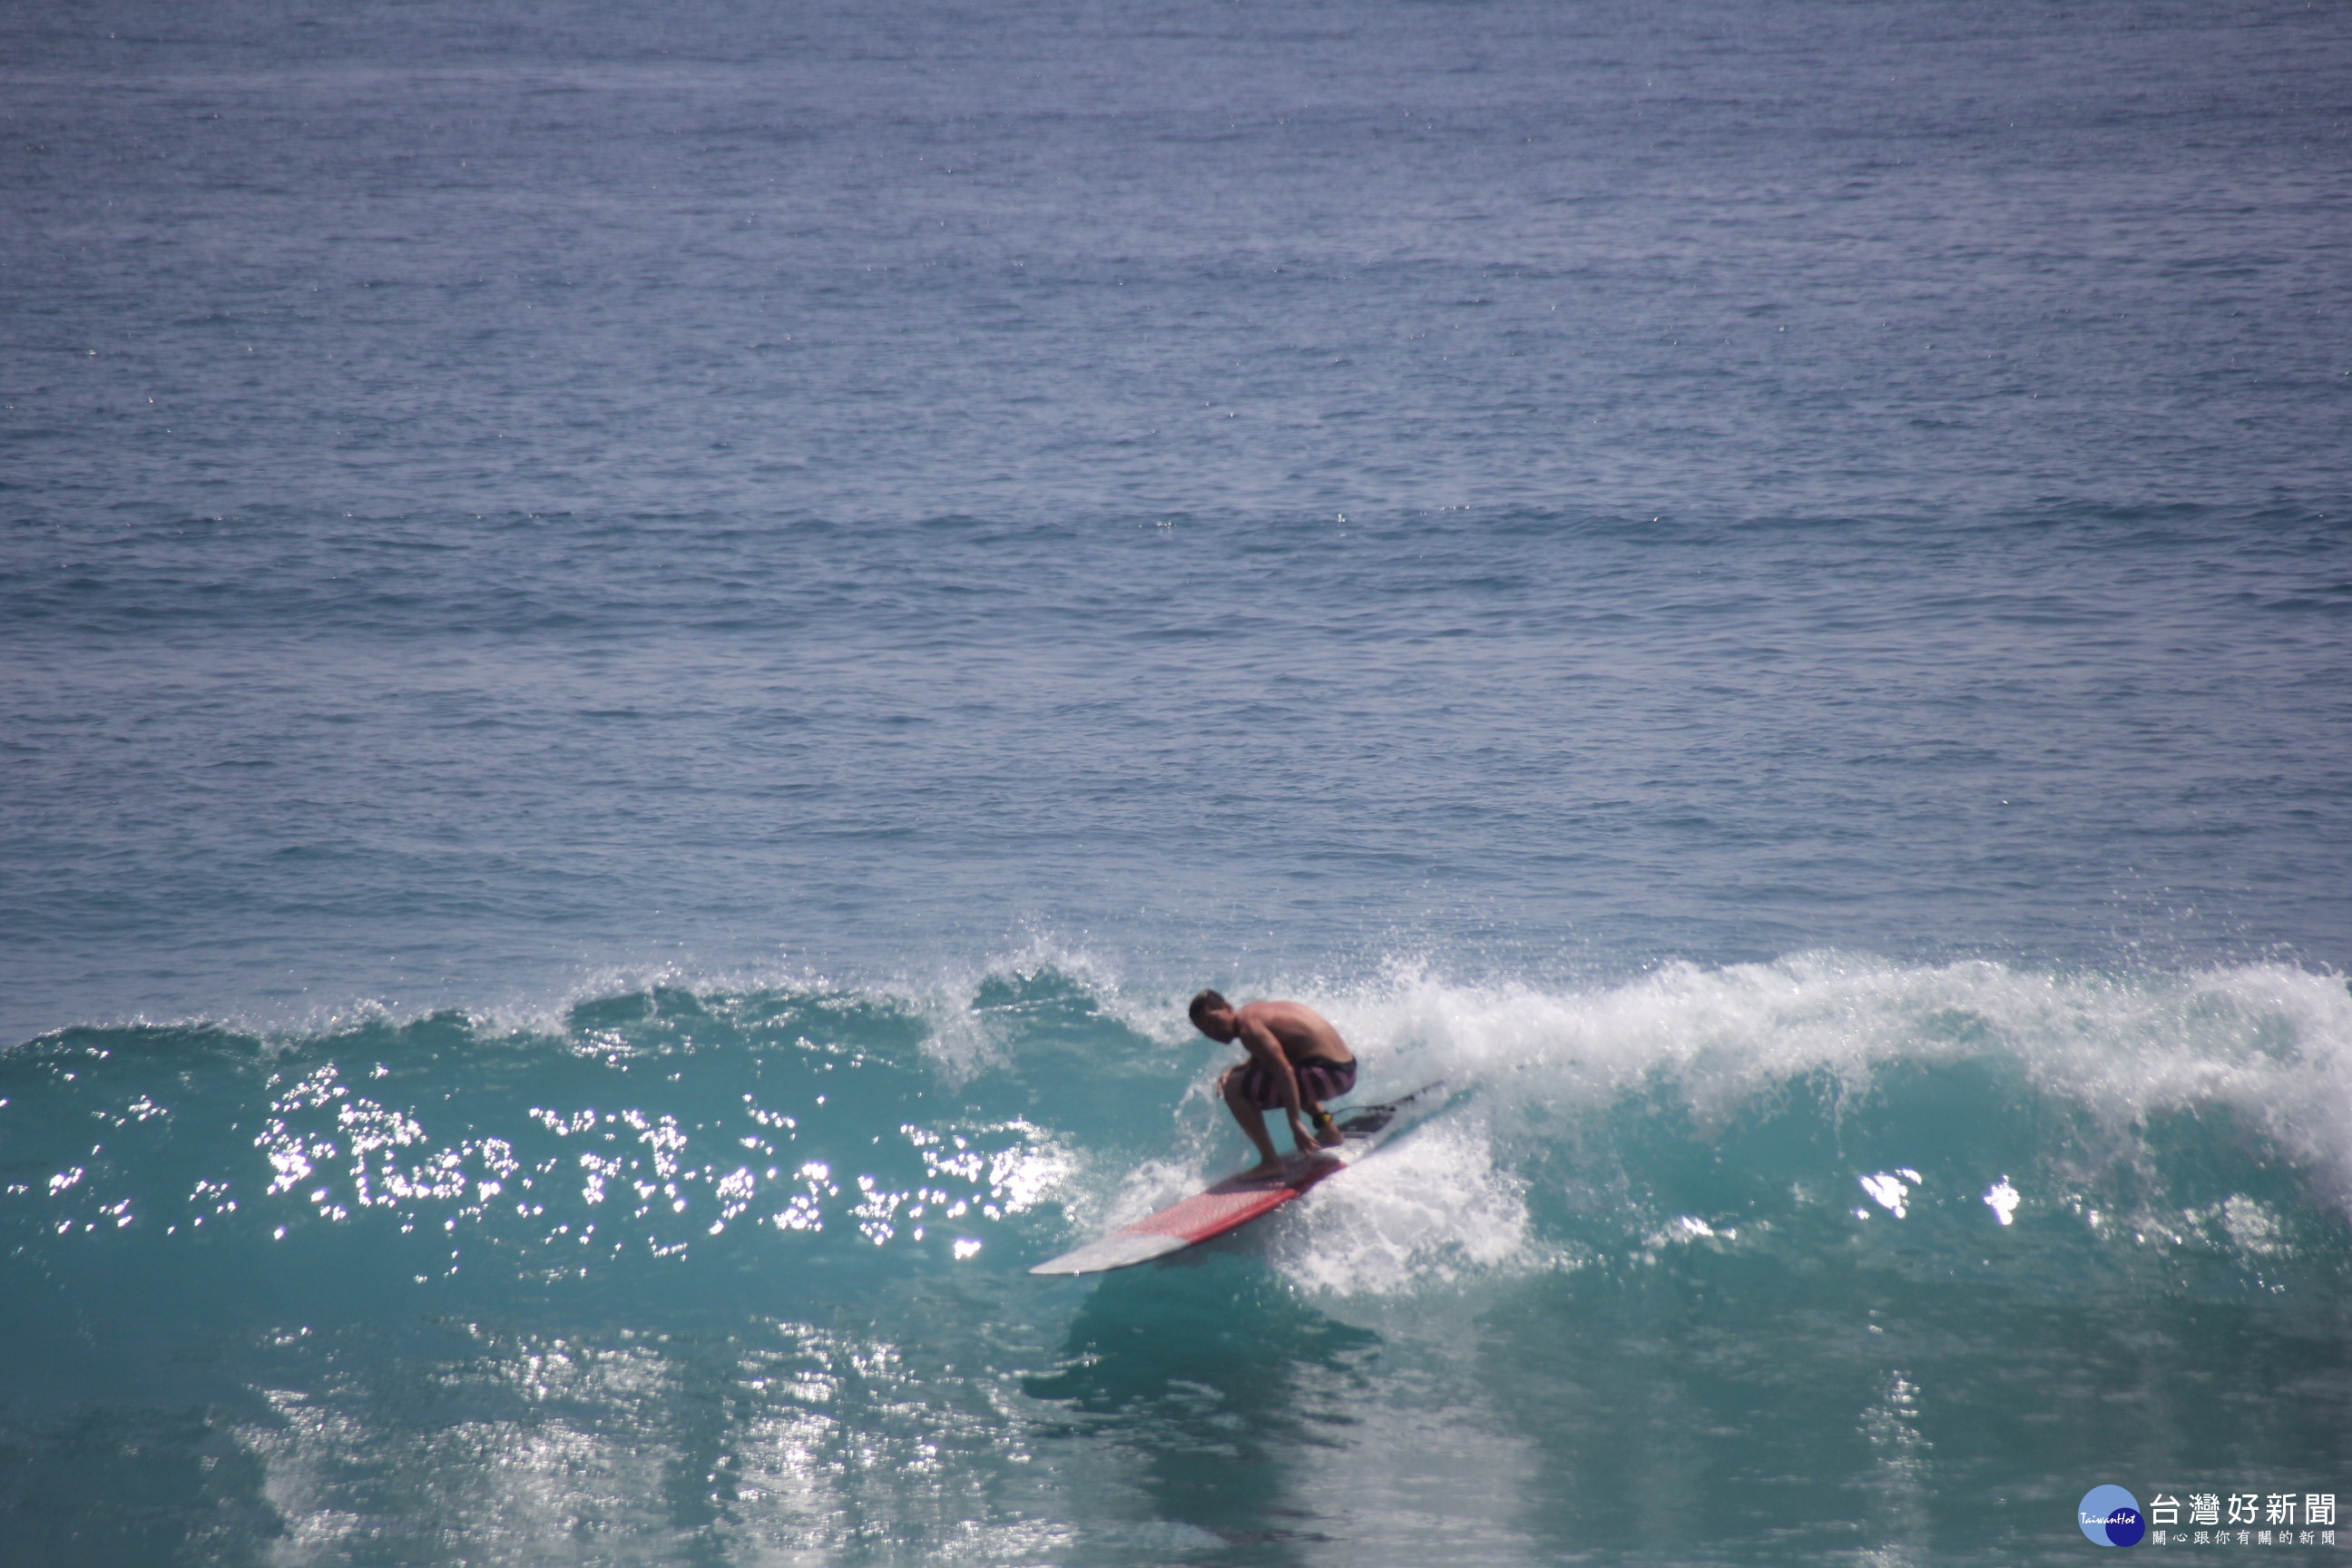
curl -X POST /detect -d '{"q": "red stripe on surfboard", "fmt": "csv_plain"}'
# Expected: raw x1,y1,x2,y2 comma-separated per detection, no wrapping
1116,1157,1345,1243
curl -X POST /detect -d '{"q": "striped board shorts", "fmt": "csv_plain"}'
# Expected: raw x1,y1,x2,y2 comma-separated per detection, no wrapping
1235,1056,1357,1109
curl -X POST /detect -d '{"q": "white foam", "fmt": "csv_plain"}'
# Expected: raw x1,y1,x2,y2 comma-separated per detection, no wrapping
1269,1111,1534,1295
1093,955,2352,1294
1020,952,2352,1294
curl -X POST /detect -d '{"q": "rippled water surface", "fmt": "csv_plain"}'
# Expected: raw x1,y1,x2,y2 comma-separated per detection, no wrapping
4,0,2350,1561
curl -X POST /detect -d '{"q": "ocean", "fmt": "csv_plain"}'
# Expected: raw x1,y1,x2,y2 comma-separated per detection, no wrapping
3,0,2349,1562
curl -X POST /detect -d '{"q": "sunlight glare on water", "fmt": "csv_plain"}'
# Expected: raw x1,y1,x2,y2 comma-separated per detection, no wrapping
3,0,2349,1560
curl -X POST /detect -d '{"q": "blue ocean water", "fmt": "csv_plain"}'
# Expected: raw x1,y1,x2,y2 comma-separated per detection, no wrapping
5,0,2351,1561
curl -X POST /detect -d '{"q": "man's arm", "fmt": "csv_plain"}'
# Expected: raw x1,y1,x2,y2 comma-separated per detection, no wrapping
1237,1018,1316,1151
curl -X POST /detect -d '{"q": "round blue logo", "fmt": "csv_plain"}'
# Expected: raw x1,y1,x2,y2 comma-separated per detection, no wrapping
2079,1485,2145,1547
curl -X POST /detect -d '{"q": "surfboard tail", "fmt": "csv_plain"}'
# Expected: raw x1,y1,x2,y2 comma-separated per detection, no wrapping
1333,1079,1445,1138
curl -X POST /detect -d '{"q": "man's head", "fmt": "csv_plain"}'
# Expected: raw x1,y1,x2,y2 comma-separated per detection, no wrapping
1188,988,1236,1042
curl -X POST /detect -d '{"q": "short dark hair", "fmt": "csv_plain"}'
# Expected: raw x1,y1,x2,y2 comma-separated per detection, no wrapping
1188,989,1230,1029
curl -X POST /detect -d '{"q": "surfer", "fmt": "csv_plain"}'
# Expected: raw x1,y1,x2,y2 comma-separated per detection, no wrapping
1188,991,1357,1175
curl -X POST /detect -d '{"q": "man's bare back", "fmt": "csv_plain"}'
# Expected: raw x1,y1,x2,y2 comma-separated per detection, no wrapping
1188,990,1358,1176
1227,1000,1354,1066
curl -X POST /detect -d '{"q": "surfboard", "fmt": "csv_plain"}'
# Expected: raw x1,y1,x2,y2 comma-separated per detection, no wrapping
1029,1083,1446,1276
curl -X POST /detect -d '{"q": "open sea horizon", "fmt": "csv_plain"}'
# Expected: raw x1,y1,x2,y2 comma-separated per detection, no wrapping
4,0,2349,1561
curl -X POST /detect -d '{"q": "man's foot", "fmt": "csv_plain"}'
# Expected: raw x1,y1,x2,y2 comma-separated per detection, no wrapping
1239,1155,1289,1180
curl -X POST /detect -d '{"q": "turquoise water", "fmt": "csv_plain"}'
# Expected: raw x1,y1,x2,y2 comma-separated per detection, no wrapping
5,0,2352,1560
5,962,2349,1562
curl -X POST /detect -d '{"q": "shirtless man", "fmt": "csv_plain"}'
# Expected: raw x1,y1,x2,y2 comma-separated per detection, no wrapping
1188,990,1358,1176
